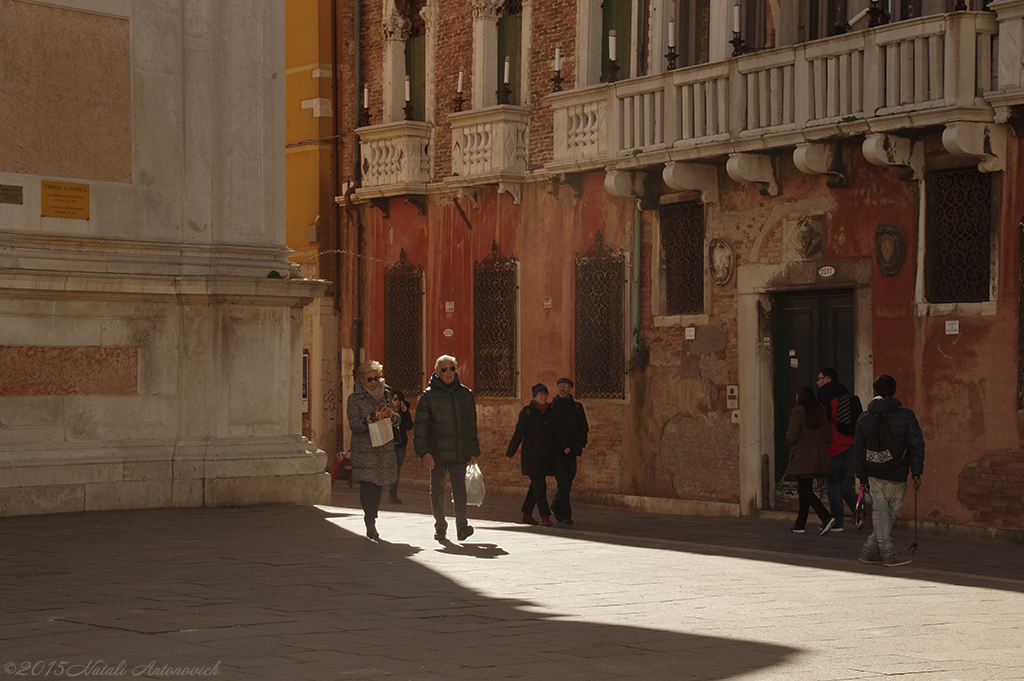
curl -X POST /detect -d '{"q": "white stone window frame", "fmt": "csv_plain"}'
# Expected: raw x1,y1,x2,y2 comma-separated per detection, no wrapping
582,0,729,83
471,0,532,110
381,0,438,125
914,158,1001,318
652,193,712,327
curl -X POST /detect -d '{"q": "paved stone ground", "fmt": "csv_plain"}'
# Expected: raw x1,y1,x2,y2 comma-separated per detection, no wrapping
2,481,1022,680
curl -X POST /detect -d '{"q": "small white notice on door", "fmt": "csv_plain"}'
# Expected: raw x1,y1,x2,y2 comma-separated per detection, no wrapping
790,358,799,368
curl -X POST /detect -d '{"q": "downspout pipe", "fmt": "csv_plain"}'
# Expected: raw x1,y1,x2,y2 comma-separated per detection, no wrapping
632,199,641,354
350,0,364,358
331,0,342,313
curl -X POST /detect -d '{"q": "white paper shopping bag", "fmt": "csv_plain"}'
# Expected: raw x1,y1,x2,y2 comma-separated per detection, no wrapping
368,419,394,447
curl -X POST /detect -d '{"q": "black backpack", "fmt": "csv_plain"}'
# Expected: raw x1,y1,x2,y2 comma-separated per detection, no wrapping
834,393,863,436
864,413,907,479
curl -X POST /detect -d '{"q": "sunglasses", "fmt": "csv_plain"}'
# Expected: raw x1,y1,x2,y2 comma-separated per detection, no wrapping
363,376,383,383
438,366,456,374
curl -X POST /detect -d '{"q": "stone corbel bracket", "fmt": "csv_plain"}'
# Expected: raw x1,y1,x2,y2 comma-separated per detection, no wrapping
793,143,847,189
662,162,719,203
942,123,1008,173
498,181,522,205
369,198,390,219
548,173,584,199
726,153,778,196
404,196,427,215
604,169,659,209
458,187,480,209
862,133,922,181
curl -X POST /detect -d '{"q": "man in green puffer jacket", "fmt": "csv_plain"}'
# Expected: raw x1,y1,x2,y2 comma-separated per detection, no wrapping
414,354,481,543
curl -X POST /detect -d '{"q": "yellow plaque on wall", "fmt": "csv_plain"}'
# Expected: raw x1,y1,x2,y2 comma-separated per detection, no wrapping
41,181,90,219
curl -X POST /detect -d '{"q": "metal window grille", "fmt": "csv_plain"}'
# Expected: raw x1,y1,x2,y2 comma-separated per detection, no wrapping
474,241,518,397
384,250,424,396
925,169,993,304
502,0,522,15
575,231,626,399
660,202,705,315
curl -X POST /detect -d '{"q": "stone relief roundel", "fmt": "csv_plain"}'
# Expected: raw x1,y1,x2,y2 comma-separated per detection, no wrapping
708,238,735,286
875,224,905,277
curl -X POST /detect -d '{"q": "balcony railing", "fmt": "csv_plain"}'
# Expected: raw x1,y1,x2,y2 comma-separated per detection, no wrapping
449,105,529,180
547,11,999,172
355,120,432,196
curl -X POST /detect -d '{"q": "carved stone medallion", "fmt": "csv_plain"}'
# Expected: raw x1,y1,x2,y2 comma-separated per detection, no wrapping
708,237,735,286
875,224,905,277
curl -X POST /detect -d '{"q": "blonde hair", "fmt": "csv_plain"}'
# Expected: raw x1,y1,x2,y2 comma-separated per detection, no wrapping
355,360,383,377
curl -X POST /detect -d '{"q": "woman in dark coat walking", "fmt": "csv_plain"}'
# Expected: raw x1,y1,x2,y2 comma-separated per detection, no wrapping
787,386,833,535
505,383,558,526
347,360,399,540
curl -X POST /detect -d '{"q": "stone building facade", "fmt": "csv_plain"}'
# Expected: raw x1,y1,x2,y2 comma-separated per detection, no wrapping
290,0,1024,538
0,0,328,515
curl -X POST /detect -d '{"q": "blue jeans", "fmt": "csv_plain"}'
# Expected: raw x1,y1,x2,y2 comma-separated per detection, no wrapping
827,447,860,527
863,477,907,557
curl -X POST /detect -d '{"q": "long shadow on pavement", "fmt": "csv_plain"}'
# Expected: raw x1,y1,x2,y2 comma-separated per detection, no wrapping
1,504,797,681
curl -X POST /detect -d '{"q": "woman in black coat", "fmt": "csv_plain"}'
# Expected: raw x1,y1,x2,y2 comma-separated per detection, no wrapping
388,389,414,504
505,383,559,526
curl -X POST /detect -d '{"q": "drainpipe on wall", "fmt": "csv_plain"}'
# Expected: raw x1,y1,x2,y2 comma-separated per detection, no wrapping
632,199,642,354
348,0,365,359
331,0,342,314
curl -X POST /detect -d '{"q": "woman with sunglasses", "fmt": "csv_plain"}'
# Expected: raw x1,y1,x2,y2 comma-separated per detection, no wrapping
347,360,399,540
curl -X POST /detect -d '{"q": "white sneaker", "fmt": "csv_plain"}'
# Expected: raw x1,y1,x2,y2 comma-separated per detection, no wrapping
831,527,844,533
819,517,836,536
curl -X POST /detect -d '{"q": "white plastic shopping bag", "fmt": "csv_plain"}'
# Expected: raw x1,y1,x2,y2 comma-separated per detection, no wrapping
465,463,485,506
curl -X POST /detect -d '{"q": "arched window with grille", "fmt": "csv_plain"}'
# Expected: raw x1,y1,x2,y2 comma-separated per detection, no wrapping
473,241,518,396
574,232,626,399
384,250,424,395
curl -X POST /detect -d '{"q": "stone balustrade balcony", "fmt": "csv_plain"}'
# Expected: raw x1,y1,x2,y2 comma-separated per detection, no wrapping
547,11,1010,175
447,105,530,204
354,120,432,199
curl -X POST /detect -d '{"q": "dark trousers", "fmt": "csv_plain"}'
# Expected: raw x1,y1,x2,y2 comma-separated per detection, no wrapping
521,475,551,517
429,461,468,534
826,447,859,527
389,445,406,496
359,481,383,527
551,455,577,521
794,475,830,529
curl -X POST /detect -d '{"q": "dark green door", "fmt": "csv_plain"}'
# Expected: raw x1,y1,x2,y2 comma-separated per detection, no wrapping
772,290,855,487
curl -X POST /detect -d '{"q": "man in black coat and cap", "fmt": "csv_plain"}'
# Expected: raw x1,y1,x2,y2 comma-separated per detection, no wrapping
550,377,589,525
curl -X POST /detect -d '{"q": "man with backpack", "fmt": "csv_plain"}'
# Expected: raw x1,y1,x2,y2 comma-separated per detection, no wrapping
853,374,925,567
817,367,862,533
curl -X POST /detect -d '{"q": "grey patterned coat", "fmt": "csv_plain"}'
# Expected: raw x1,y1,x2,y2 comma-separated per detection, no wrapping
347,382,399,487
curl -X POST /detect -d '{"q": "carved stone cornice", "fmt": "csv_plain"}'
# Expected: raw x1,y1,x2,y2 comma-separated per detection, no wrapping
382,14,411,41
472,0,504,20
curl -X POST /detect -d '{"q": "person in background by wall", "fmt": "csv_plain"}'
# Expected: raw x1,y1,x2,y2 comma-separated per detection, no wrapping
787,386,834,535
346,360,399,540
414,355,481,543
817,367,862,531
506,383,558,527
388,389,413,504
854,374,925,567
550,377,588,525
